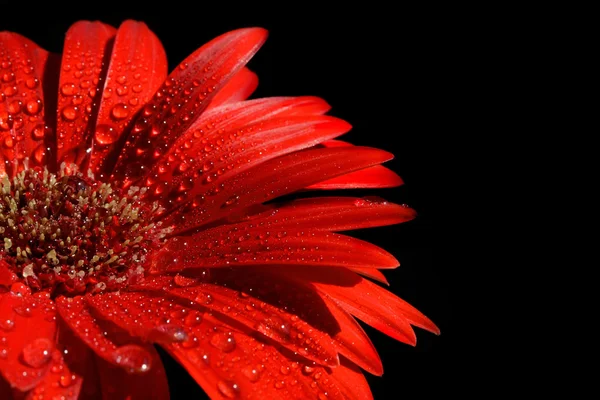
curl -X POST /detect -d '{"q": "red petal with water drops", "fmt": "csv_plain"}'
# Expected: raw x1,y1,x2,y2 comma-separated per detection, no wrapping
150,114,350,209
55,296,121,365
95,345,169,400
55,21,116,168
145,269,383,376
164,312,349,400
0,33,53,175
136,276,340,368
25,323,94,400
197,197,416,235
0,260,17,287
0,289,56,391
141,95,330,194
330,357,373,400
90,20,167,177
84,292,189,347
309,140,403,189
110,28,268,187
152,228,398,272
166,146,394,235
274,266,439,343
212,268,383,375
207,67,258,109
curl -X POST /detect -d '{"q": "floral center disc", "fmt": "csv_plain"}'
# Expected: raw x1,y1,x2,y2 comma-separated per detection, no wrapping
0,164,169,296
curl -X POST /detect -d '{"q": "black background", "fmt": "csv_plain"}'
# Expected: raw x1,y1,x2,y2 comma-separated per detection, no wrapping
2,7,450,398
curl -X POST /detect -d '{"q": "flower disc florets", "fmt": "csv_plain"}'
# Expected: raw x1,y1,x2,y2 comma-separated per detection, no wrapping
0,164,169,296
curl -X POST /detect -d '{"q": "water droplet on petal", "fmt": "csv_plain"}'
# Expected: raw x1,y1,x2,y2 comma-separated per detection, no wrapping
111,103,129,120
113,345,152,374
61,106,78,121
94,125,118,145
217,380,239,398
148,324,188,343
59,373,75,388
21,338,53,368
174,274,196,287
61,83,76,96
0,317,15,331
25,98,42,115
210,331,236,352
242,365,261,382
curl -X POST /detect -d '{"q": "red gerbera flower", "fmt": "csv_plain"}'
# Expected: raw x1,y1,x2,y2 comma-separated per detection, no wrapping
0,20,438,399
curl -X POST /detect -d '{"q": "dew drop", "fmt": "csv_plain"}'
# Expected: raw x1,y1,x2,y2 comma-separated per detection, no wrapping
31,124,47,140
60,83,76,96
217,380,239,398
209,331,236,353
3,136,14,148
8,100,21,114
274,380,286,389
33,145,46,164
174,274,196,287
25,98,42,115
302,365,315,375
61,106,78,121
13,305,32,317
112,345,152,374
59,373,75,388
111,103,129,120
94,124,118,145
25,78,39,89
148,324,188,343
184,312,203,327
0,317,15,331
242,365,261,382
21,338,53,368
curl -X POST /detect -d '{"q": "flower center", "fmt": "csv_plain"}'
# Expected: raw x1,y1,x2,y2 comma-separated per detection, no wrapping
0,165,169,296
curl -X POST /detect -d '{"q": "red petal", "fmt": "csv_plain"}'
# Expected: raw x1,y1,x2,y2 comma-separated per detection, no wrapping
25,322,94,400
150,114,350,209
308,165,403,189
153,228,398,272
196,197,416,235
89,20,167,177
164,312,347,399
55,296,119,364
95,346,169,400
55,21,116,168
165,146,394,235
0,291,56,391
136,276,340,368
140,269,383,376
84,291,192,346
0,260,17,287
0,33,54,175
207,67,258,109
310,140,403,189
272,266,439,343
141,95,330,195
110,28,268,186
349,267,390,285
330,357,373,400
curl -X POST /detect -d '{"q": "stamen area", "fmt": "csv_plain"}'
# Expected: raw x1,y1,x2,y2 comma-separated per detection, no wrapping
0,166,168,296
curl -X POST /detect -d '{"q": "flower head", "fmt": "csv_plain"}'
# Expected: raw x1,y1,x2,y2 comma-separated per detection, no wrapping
0,20,438,399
